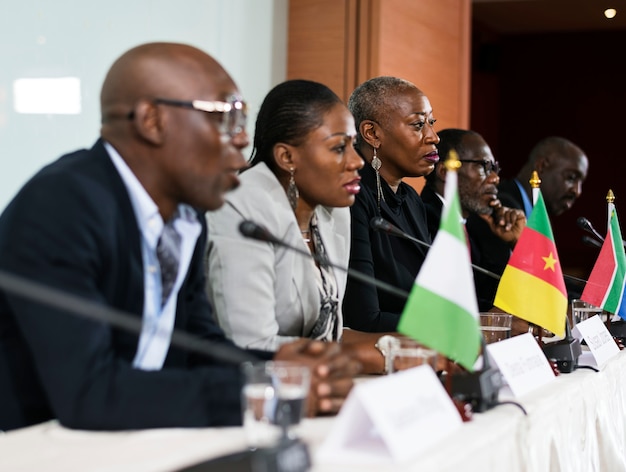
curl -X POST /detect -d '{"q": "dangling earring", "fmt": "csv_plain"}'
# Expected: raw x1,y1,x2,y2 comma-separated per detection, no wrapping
288,167,299,211
371,147,384,210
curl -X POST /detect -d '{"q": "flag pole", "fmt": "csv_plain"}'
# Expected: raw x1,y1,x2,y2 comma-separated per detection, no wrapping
530,170,541,206
529,171,542,343
605,190,616,331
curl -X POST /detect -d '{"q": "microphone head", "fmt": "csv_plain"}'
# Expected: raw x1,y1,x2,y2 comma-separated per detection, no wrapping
238,220,279,244
370,216,405,238
581,235,602,248
369,216,389,232
576,216,591,231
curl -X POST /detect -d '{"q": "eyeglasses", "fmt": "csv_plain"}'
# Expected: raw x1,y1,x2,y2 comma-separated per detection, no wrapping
459,159,500,176
135,97,248,138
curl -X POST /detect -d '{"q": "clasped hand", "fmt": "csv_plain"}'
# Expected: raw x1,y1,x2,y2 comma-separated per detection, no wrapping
274,339,362,417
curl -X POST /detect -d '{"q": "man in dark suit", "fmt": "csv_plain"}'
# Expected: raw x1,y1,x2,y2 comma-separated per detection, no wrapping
498,136,588,218
422,129,525,311
498,137,589,301
0,43,357,432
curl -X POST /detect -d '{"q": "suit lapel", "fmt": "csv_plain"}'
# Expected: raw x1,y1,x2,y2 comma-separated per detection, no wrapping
91,140,145,314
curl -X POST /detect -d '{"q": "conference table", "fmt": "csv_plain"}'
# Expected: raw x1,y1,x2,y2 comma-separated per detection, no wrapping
2,351,626,472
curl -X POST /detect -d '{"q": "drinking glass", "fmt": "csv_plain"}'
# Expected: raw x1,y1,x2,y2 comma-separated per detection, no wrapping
571,299,603,327
479,313,512,344
241,361,310,448
389,336,438,373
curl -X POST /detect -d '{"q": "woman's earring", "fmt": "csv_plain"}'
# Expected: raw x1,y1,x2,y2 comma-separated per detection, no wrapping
288,167,299,211
371,147,384,210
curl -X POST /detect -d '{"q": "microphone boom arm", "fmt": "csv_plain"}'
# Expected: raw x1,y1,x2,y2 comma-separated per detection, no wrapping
238,220,410,300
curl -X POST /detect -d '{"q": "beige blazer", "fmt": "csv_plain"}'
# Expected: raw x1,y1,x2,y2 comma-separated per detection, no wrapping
205,163,350,351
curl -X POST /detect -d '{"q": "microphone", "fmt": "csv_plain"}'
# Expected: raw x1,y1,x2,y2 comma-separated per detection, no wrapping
369,216,502,281
577,216,626,249
371,216,589,287
0,270,257,365
577,216,605,243
582,235,602,249
450,337,503,413
541,317,582,374
238,220,410,301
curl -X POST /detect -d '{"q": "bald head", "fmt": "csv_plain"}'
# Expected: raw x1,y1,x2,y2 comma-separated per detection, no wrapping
519,136,588,216
97,42,248,220
100,42,234,127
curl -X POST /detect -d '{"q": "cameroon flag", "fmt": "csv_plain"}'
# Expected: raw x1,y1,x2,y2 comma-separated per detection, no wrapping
494,191,567,336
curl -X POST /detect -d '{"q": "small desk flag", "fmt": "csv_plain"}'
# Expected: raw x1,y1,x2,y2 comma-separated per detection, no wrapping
398,165,481,371
581,203,626,319
494,191,567,336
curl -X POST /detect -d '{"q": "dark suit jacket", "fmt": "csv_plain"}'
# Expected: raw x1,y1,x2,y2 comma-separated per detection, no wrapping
465,214,512,311
421,186,511,311
497,179,526,214
0,140,266,431
420,185,444,240
343,165,431,332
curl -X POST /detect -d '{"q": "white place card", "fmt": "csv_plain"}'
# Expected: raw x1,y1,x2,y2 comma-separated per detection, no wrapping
316,366,462,465
573,315,620,367
486,332,556,397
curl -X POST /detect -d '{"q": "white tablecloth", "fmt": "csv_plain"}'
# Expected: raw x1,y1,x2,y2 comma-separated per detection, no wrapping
2,352,626,472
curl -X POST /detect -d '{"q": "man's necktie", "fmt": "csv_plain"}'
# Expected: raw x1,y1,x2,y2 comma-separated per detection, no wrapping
156,219,181,307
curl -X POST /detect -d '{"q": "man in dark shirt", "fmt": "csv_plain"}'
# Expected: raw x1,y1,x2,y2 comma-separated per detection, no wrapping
422,128,525,311
498,137,588,218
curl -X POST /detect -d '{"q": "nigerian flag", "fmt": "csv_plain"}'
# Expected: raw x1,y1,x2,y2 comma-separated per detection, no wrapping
397,165,481,371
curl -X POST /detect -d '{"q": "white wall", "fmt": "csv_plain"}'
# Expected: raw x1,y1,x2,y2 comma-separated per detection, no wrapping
0,0,288,211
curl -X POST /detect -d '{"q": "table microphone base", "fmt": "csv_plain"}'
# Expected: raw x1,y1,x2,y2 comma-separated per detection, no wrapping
608,320,626,344
450,366,503,413
176,437,311,472
542,337,582,374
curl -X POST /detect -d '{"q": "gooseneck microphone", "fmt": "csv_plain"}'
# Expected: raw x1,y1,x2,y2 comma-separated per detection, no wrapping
577,216,605,243
0,270,257,365
582,235,602,249
372,216,589,286
238,220,410,301
369,216,502,281
577,215,626,248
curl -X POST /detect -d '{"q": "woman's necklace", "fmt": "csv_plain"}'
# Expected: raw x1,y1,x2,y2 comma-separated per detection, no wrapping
300,229,311,243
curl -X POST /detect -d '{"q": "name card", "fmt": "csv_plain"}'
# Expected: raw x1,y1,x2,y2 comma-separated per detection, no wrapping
573,315,620,367
486,332,555,397
316,366,462,465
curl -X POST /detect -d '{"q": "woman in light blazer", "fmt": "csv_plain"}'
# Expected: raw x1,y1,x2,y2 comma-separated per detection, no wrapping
206,79,392,373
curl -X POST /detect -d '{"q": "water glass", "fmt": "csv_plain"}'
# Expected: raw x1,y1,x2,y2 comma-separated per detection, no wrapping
480,313,512,344
571,299,603,327
389,337,438,373
241,361,310,448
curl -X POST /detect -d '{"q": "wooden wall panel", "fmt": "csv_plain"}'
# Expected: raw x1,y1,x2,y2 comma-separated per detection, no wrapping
288,0,471,191
287,0,357,101
373,0,470,131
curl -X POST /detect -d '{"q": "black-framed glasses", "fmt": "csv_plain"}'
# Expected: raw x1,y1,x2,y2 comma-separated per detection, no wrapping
459,159,500,176
136,97,247,138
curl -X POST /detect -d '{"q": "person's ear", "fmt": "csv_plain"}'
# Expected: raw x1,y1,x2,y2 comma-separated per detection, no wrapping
359,120,380,149
131,100,165,146
272,142,295,173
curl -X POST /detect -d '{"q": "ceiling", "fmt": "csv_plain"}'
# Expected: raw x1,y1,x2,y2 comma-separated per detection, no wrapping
472,0,626,34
